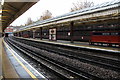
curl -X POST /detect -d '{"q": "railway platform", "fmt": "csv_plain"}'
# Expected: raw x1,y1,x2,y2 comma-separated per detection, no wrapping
18,37,120,53
1,37,46,80
0,38,17,79
0,38,3,79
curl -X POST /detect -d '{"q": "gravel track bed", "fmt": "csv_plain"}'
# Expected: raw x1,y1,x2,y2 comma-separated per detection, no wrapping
7,38,83,79
12,37,120,71
9,38,120,79
6,38,67,79
12,37,120,63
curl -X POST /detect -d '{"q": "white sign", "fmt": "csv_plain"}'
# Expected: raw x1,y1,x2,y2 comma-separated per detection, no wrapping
49,28,56,40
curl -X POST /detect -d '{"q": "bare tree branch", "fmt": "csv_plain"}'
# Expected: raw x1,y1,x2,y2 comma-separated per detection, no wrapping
26,17,33,25
70,0,94,12
39,10,52,20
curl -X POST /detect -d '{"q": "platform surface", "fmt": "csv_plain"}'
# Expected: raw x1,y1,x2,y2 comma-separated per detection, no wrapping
0,38,3,79
1,37,19,79
2,45,19,79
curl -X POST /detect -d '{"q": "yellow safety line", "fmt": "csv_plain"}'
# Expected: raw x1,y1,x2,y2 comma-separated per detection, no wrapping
3,41,38,80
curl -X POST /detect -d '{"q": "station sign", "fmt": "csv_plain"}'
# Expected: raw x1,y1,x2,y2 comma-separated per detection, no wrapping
49,28,56,41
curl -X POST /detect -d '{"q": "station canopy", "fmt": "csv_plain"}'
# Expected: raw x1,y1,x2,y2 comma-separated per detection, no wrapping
1,0,39,32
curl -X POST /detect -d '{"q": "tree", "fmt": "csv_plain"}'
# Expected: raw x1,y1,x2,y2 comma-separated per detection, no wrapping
39,10,52,21
26,17,33,25
70,0,94,12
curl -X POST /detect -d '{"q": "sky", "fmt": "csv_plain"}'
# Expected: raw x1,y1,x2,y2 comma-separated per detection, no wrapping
10,0,113,26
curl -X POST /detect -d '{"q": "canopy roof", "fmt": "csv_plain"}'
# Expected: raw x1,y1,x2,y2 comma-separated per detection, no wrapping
1,1,37,32
20,0,120,31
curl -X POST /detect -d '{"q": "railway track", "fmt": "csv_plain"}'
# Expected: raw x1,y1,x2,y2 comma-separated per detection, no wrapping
11,37,120,72
5,37,120,79
5,37,98,80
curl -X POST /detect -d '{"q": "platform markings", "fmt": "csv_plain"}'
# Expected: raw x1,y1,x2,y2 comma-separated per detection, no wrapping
6,43,46,79
3,40,39,80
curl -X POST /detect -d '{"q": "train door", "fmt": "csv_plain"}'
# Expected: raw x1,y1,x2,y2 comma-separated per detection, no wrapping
49,28,56,41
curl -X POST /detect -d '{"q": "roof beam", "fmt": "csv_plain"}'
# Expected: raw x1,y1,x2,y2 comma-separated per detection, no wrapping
1,2,38,32
5,3,19,12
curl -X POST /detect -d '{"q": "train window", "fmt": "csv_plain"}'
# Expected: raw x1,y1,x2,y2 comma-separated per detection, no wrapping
102,33,110,35
93,32,102,35
119,33,120,35
92,32,120,35
111,32,118,35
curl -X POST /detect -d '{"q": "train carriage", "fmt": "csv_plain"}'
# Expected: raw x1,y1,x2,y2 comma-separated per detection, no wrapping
89,31,120,47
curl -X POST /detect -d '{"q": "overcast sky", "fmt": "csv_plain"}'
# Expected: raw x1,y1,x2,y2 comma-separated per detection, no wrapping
10,0,113,26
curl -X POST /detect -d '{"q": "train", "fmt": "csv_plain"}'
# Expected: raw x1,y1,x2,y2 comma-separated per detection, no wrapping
89,31,120,47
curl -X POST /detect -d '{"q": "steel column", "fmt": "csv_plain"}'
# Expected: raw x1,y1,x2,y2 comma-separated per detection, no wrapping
33,30,35,39
70,21,74,43
40,27,42,40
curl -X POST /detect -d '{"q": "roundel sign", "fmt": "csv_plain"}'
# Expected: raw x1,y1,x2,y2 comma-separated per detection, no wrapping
51,29,54,33
49,28,56,34
49,28,56,40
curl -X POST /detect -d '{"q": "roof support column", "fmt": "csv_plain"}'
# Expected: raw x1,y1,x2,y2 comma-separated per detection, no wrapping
70,21,74,43
19,32,21,37
28,31,30,38
40,27,42,40
33,29,35,39
18,32,19,37
21,31,23,37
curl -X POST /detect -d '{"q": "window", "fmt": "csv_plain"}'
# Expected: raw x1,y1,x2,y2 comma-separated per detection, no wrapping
102,33,110,35
93,32,120,35
111,32,118,35
93,32,102,35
